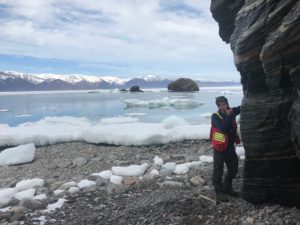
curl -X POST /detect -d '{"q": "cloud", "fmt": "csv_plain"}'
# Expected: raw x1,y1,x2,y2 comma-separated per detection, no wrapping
0,0,236,78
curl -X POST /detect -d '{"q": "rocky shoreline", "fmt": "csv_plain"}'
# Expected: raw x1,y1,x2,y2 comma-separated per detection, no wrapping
0,140,299,225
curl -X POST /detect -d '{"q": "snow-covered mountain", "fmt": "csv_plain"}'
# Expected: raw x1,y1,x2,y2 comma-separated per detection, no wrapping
0,71,240,91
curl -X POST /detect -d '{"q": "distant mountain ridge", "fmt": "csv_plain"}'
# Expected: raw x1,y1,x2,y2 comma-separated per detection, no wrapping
0,71,240,91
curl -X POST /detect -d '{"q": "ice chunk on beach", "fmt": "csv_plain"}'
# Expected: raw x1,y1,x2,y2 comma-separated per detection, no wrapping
110,175,123,184
14,188,36,201
77,180,96,189
0,143,35,166
91,170,112,179
68,187,79,194
199,155,213,163
43,198,66,213
0,116,210,147
162,116,189,129
162,162,176,171
16,178,44,191
33,194,47,200
236,146,245,159
174,163,190,174
153,156,163,166
112,163,149,177
0,188,17,207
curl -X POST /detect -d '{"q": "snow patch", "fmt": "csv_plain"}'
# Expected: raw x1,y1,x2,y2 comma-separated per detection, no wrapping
110,175,123,184
199,155,213,163
153,156,163,166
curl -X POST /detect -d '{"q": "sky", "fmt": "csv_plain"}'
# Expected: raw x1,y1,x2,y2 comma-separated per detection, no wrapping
0,0,240,80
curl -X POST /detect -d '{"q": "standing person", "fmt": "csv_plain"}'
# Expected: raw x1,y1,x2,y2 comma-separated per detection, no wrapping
210,96,240,203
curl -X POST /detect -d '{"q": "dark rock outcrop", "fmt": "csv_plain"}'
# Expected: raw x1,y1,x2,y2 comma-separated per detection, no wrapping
167,78,199,92
129,85,143,92
211,0,300,206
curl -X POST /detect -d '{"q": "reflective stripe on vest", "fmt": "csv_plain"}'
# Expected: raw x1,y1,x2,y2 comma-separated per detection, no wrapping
213,132,225,142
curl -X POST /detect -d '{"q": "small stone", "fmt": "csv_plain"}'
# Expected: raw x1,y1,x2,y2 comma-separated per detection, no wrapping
20,198,42,210
245,217,254,225
57,160,72,168
106,183,126,195
0,212,11,221
160,181,185,188
10,206,28,215
72,157,88,167
190,176,206,186
10,214,25,222
123,177,139,186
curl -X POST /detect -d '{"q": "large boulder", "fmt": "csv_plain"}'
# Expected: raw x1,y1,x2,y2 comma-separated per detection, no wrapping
211,0,300,206
129,85,143,92
167,78,199,92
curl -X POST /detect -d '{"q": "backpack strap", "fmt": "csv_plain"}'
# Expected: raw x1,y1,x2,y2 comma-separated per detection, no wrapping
215,112,223,120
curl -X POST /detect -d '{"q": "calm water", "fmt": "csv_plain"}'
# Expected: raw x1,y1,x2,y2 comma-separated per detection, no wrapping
0,88,243,126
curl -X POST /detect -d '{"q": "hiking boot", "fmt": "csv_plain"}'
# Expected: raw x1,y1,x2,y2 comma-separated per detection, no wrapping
216,192,229,203
223,189,239,197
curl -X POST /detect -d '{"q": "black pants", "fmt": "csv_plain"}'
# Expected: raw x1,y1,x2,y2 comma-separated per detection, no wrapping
213,145,238,193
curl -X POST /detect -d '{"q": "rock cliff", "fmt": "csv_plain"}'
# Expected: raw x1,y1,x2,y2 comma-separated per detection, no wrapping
211,0,300,206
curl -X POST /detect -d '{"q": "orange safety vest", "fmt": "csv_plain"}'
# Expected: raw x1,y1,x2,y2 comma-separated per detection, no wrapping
210,112,240,152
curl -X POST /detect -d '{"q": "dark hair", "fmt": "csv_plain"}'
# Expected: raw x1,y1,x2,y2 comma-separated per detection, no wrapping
215,96,228,106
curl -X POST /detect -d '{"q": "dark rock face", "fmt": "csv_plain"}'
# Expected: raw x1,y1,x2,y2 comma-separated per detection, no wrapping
211,0,300,206
168,78,199,92
129,85,143,92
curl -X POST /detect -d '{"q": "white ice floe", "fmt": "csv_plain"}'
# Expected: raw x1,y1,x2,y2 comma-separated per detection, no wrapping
77,180,96,189
124,113,146,116
0,188,17,207
122,97,204,109
112,163,149,177
43,198,66,213
162,116,189,129
0,109,9,112
199,155,213,163
0,143,35,166
100,116,138,125
200,86,242,94
0,116,210,147
14,188,36,201
91,170,112,179
153,156,163,166
16,178,44,191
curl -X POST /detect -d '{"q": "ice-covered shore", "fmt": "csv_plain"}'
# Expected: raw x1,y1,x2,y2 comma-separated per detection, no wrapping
0,141,298,225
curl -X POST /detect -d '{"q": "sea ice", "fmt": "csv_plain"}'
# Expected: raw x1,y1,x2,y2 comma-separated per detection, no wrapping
91,170,112,179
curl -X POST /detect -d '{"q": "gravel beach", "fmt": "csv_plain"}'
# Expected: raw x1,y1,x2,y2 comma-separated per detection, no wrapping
0,140,299,225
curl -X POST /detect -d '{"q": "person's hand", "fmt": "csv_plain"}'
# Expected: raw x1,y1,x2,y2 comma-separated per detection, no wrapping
226,108,233,116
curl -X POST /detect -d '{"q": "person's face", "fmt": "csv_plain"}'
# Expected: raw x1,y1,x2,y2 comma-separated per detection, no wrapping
218,102,229,113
